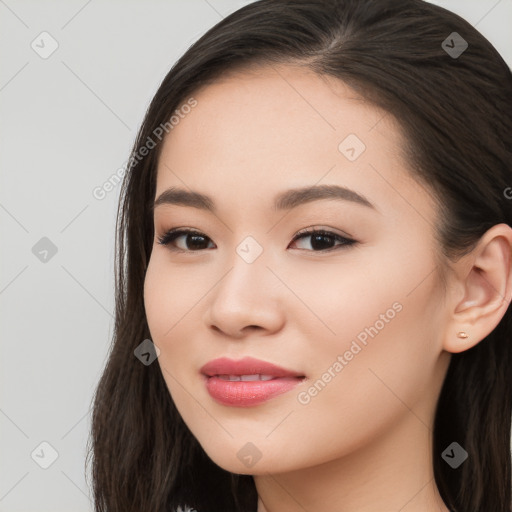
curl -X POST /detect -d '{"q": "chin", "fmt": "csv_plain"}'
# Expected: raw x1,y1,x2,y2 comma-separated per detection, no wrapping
197,439,299,476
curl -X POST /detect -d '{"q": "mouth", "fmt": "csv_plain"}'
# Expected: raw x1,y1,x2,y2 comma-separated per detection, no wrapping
214,374,284,381
200,357,306,407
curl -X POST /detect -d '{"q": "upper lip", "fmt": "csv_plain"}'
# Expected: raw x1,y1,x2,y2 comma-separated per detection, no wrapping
200,356,305,378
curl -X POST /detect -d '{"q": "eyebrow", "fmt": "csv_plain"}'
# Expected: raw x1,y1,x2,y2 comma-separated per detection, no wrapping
152,184,376,212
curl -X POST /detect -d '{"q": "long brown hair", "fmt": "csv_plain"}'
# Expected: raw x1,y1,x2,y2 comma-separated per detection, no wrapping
86,1,512,510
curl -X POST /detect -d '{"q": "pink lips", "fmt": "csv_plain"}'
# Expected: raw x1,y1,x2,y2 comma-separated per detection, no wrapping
200,356,305,407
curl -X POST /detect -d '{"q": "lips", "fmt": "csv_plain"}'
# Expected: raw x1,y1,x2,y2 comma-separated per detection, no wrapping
200,356,305,407
200,356,304,379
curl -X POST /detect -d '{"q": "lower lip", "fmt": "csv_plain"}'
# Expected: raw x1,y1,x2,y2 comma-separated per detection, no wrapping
203,375,304,407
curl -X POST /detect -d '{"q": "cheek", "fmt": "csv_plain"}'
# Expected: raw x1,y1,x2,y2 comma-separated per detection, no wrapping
275,245,416,362
143,254,209,385
143,258,193,401
143,254,195,340
248,276,443,470
299,251,445,422
143,262,168,339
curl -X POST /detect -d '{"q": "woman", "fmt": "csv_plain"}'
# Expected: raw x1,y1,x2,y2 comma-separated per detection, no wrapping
87,1,512,510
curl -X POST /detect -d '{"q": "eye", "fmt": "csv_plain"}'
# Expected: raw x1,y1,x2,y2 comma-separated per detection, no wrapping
156,227,357,253
289,228,356,252
157,229,214,251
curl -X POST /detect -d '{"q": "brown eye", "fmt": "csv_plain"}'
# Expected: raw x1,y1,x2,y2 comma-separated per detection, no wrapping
157,229,215,251
289,229,356,252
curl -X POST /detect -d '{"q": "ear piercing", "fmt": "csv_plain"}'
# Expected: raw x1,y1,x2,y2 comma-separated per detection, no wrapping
457,331,469,339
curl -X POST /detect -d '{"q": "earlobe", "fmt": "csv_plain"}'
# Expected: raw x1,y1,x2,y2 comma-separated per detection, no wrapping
443,223,512,354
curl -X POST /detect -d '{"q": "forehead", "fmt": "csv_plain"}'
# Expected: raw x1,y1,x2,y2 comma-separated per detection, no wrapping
155,64,435,223
161,64,397,157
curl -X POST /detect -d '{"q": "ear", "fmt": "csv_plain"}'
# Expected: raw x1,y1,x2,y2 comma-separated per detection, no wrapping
443,223,512,354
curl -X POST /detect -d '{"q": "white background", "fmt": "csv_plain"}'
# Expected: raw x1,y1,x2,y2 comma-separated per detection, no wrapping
1,1,511,510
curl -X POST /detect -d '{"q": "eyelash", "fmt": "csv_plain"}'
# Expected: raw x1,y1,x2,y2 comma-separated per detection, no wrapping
156,227,357,253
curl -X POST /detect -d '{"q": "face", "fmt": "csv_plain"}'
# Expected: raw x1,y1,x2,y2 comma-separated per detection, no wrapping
143,64,451,475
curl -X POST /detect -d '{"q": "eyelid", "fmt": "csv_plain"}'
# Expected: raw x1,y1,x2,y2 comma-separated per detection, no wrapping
292,224,354,240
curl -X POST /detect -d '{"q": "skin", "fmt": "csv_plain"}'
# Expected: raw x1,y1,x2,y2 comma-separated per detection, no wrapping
143,63,512,512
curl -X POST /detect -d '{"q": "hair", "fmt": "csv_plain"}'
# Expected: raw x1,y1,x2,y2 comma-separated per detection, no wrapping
86,1,512,510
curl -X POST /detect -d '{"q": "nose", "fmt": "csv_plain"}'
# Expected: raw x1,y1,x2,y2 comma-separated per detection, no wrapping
203,248,285,339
